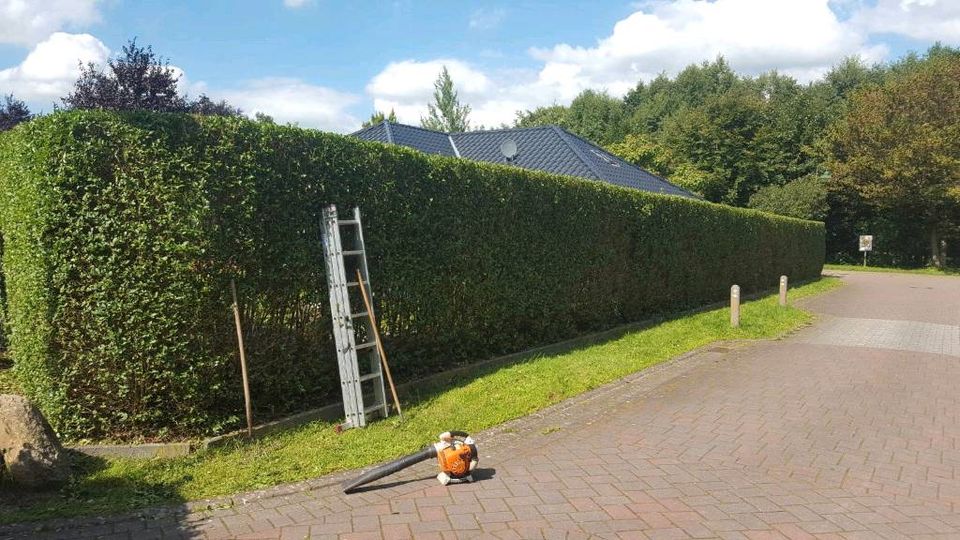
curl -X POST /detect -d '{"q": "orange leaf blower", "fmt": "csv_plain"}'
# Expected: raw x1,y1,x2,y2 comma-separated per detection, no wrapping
342,431,478,493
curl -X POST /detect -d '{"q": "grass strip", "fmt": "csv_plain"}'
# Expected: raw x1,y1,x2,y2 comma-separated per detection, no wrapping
0,277,842,524
825,263,960,276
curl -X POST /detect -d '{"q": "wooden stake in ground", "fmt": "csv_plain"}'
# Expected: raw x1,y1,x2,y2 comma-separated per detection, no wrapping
356,269,403,419
230,279,254,437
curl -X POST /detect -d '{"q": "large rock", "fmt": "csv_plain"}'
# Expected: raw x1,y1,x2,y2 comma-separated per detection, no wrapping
0,394,69,488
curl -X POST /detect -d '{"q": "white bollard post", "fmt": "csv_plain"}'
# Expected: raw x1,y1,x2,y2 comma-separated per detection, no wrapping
730,285,740,328
779,275,788,307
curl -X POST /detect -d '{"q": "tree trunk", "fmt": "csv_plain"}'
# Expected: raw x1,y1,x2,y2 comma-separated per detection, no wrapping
930,228,943,268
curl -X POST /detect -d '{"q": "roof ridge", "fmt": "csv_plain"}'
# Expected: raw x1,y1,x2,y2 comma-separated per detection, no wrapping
382,120,394,144
385,121,451,136
447,134,461,157
455,124,557,136
551,126,604,181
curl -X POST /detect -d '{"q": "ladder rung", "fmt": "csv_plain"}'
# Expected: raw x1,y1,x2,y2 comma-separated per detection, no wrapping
338,220,360,226
359,373,381,382
346,281,368,287
351,311,369,319
364,404,384,414
355,341,376,351
342,250,365,256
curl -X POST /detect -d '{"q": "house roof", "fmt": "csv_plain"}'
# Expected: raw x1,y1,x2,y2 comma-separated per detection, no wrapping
350,121,695,198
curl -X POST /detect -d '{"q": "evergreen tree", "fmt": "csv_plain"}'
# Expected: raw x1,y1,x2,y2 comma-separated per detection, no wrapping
420,67,471,132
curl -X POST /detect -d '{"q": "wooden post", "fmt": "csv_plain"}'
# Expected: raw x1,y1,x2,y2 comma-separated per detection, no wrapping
779,275,788,307
356,270,403,419
730,285,740,327
230,279,254,437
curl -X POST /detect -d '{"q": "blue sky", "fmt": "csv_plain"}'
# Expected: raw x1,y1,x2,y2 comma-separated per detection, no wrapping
1,1,957,132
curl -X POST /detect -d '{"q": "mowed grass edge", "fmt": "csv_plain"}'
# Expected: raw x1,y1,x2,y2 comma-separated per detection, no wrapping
825,263,960,276
0,276,842,525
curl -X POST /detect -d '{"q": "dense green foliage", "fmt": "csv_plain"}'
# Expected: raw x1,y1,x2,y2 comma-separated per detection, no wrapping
749,174,829,221
0,111,823,440
824,55,960,268
606,134,710,195
516,47,960,265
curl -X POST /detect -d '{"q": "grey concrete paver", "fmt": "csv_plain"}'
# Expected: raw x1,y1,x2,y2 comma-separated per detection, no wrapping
2,270,960,539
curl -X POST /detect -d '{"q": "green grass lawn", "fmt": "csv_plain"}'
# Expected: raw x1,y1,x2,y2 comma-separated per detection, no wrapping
0,277,841,525
825,263,960,276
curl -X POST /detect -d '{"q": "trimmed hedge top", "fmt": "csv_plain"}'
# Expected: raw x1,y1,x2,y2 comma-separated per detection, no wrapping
0,111,824,440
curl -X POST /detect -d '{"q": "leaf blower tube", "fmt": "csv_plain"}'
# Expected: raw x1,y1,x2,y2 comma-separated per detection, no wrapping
342,431,478,493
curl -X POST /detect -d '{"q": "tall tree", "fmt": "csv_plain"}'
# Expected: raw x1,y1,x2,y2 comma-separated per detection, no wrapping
659,86,767,205
362,109,397,128
64,39,186,112
564,90,626,146
625,57,738,134
0,94,32,131
63,38,241,116
823,55,960,267
421,66,471,132
514,104,568,128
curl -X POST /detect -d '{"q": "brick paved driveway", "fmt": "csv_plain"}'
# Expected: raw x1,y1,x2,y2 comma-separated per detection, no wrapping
4,270,960,539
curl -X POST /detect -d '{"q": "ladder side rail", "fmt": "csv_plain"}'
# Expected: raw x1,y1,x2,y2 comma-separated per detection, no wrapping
322,206,365,428
329,210,368,427
322,207,361,428
352,207,389,419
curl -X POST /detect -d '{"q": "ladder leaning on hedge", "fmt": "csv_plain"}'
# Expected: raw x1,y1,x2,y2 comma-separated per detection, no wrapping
320,205,389,430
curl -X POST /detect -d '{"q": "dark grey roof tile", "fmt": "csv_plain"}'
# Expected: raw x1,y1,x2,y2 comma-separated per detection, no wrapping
451,126,596,180
349,121,695,198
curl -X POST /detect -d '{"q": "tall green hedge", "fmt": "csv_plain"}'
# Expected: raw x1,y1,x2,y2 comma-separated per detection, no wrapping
0,111,824,440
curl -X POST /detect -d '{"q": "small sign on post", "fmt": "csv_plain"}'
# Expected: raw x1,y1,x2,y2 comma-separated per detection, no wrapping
859,235,873,267
730,285,740,327
779,275,788,307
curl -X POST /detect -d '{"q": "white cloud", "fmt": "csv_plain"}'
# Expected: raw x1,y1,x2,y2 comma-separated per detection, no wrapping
0,32,109,106
366,0,916,128
531,0,874,89
852,0,960,42
283,0,310,8
469,8,506,30
0,0,101,46
214,78,361,132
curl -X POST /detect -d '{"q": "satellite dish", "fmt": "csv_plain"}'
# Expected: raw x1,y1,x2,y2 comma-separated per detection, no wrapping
499,138,518,160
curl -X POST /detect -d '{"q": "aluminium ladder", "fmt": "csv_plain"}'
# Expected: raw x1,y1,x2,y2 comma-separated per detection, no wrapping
321,205,389,429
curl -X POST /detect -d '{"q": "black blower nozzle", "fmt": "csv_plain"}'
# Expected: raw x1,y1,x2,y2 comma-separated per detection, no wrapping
341,446,437,493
